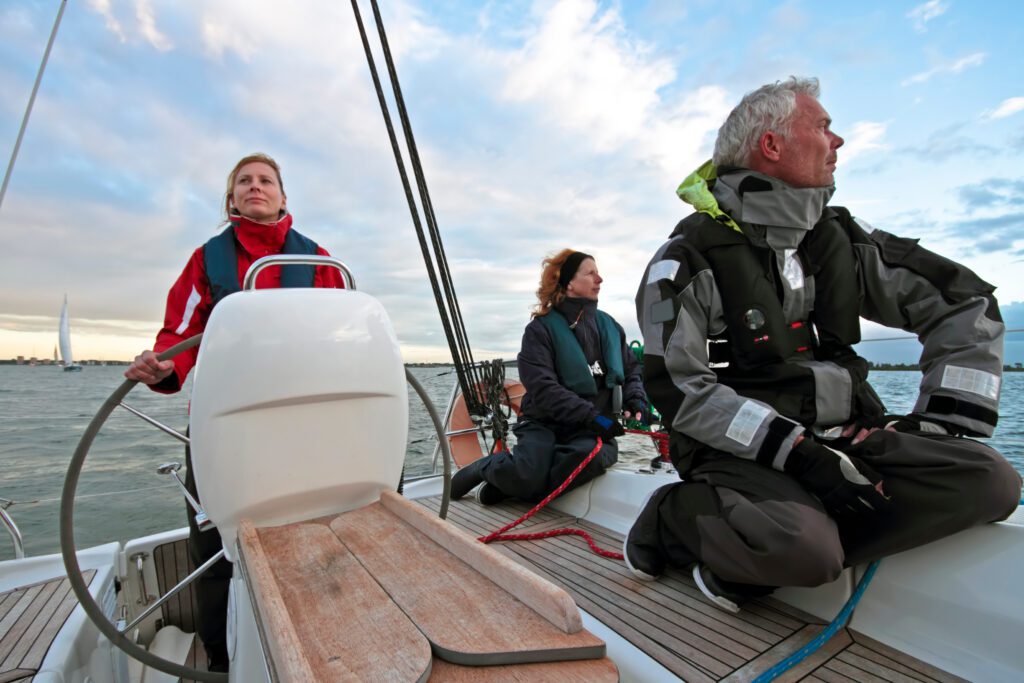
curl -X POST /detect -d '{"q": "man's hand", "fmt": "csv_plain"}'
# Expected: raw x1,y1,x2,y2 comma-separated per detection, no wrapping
124,350,175,385
591,414,625,441
878,413,953,435
786,436,892,521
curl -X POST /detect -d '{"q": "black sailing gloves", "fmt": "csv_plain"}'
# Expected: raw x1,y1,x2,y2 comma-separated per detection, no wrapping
625,399,651,426
875,413,956,436
785,437,893,521
591,414,625,441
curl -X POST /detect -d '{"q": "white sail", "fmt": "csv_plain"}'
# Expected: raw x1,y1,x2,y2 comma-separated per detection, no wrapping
59,295,81,370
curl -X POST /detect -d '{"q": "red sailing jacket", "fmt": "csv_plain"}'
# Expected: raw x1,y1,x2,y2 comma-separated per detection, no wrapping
150,213,345,393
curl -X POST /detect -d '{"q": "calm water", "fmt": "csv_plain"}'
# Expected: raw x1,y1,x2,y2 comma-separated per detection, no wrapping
1,366,1022,560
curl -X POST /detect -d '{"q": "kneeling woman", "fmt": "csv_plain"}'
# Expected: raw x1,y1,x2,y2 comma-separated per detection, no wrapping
451,249,647,504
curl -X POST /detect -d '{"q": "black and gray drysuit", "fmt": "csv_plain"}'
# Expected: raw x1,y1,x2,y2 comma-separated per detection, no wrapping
632,163,1022,588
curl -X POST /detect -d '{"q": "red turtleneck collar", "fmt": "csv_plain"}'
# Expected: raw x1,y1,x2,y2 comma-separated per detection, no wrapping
231,213,293,256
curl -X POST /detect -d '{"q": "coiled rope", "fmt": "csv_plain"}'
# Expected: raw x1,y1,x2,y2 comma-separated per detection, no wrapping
477,437,624,559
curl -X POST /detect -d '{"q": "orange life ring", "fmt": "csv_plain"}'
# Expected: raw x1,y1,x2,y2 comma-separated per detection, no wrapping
446,380,525,467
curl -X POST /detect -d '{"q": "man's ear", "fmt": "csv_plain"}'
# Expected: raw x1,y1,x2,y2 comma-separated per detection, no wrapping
758,131,784,162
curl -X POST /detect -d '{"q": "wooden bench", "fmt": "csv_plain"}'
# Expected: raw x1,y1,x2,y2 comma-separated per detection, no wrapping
237,490,616,681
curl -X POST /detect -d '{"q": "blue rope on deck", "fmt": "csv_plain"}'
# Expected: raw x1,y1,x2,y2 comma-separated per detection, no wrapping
752,560,881,683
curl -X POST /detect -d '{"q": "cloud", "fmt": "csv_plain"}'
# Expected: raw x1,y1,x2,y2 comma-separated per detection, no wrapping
87,0,173,49
841,121,888,163
957,179,1024,212
907,0,950,33
982,97,1024,121
86,0,127,43
135,0,173,51
949,212,1024,253
498,0,675,152
494,0,729,176
901,52,986,86
897,121,999,162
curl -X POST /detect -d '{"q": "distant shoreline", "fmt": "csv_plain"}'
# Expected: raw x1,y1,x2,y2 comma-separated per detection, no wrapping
2,360,1022,371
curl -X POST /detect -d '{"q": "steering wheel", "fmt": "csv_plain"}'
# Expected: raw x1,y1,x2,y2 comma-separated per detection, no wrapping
59,328,456,681
59,334,228,682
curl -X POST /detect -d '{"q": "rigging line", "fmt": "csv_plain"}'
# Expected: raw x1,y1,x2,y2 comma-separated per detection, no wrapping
366,0,486,408
349,0,476,409
0,0,67,214
860,327,1024,343
12,482,178,506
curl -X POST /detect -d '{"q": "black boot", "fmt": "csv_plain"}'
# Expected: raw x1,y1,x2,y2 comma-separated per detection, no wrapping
475,482,509,506
450,458,485,500
692,564,775,613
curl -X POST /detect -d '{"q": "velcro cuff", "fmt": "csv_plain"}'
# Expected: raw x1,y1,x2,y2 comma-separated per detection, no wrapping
925,395,998,428
756,417,799,469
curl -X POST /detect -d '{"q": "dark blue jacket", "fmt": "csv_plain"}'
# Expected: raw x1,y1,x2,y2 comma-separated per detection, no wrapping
517,297,645,432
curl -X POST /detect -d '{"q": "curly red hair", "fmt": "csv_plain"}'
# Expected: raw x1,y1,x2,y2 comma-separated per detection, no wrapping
532,248,577,318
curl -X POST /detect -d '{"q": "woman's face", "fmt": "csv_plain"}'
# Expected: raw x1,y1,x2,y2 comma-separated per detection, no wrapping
566,258,602,300
230,161,286,223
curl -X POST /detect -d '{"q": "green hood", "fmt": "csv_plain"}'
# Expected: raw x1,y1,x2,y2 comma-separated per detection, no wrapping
675,160,742,233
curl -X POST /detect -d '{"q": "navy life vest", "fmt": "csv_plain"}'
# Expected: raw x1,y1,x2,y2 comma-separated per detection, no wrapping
672,207,862,423
539,309,625,397
203,223,320,306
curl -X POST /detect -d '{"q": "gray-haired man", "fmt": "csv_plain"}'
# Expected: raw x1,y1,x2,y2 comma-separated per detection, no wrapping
627,77,1021,612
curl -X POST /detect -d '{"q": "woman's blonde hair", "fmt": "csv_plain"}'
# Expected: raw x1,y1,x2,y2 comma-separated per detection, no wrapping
532,248,577,318
223,152,286,220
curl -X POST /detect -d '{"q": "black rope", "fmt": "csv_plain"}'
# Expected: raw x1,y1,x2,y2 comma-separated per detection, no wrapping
366,0,487,409
349,0,479,410
350,0,512,446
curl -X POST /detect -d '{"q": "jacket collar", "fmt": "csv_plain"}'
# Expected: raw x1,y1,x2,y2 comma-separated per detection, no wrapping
230,212,293,255
713,169,834,233
555,297,598,327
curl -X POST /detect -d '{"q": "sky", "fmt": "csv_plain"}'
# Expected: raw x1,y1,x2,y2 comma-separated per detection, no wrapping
1,0,1022,365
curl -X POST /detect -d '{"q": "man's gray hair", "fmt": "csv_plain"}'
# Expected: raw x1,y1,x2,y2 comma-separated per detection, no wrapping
712,77,820,168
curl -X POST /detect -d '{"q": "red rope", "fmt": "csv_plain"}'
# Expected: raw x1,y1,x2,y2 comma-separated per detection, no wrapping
477,437,625,560
625,427,670,460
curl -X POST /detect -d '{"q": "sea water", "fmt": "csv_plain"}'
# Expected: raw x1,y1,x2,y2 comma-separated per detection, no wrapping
1,366,1021,560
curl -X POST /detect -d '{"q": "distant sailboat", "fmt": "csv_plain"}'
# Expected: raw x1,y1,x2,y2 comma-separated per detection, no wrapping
59,295,83,371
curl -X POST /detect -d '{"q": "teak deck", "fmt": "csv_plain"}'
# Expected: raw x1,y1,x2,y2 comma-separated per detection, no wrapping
0,570,95,683
237,491,617,682
418,495,968,683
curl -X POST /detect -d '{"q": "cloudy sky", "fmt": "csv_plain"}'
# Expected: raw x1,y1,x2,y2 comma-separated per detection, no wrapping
1,0,1022,365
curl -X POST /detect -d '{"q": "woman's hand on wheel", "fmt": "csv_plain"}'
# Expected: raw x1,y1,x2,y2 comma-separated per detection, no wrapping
124,349,175,384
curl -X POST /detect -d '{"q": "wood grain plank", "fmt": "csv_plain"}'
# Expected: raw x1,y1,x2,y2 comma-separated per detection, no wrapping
826,656,905,683
332,500,606,667
535,532,786,649
810,666,861,683
20,578,83,669
0,571,94,678
502,538,738,676
239,519,432,682
428,655,619,681
380,490,583,635
845,634,968,683
0,580,59,669
720,624,852,683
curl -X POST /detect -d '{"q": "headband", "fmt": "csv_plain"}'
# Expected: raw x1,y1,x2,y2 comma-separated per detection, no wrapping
558,251,593,288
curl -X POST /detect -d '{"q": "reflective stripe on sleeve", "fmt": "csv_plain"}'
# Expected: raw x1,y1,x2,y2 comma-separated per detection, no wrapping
174,285,202,336
647,259,680,284
726,400,771,447
941,365,1000,400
